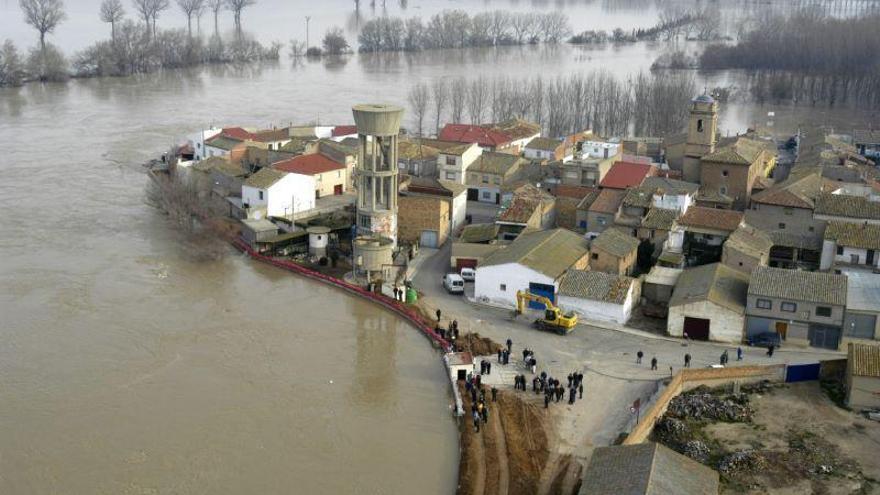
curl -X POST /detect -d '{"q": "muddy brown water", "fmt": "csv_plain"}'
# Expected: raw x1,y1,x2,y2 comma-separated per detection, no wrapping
1,1,879,493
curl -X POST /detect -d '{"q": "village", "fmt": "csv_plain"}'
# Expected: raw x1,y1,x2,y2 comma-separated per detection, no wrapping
157,98,880,495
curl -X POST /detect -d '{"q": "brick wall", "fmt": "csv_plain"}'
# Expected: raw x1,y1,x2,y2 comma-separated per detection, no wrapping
398,195,450,245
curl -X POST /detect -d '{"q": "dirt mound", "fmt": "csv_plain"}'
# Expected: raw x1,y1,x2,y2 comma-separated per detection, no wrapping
458,333,504,356
456,388,550,495
666,388,752,423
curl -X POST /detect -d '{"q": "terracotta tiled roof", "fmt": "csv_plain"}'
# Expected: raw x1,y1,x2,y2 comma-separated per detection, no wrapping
554,185,597,200
641,208,679,230
526,137,562,152
848,343,880,378
599,162,657,189
558,270,634,304
331,125,358,137
853,129,880,145
480,228,589,279
751,170,824,209
273,153,345,175
576,189,601,210
670,263,749,313
815,193,880,221
217,127,257,141
439,124,511,148
824,221,880,250
251,128,289,142
486,119,541,141
677,206,743,232
748,266,847,306
244,167,287,189
591,228,640,257
725,224,773,258
588,189,626,214
702,137,772,166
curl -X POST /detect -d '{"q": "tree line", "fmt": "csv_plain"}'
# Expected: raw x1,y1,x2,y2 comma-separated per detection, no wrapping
0,0,277,85
698,10,880,108
406,71,696,139
357,10,571,52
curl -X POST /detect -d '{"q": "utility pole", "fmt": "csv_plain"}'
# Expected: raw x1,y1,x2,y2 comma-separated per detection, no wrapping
305,16,311,50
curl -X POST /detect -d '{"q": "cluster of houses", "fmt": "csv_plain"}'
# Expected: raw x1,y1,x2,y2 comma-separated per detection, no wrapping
175,97,880,356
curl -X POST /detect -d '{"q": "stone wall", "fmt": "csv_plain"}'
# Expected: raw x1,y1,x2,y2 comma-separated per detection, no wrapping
398,195,450,246
623,364,786,445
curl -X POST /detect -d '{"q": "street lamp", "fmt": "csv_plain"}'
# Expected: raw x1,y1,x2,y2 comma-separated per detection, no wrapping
305,16,311,50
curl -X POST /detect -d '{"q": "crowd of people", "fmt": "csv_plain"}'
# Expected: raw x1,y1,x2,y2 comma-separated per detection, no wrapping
464,372,497,433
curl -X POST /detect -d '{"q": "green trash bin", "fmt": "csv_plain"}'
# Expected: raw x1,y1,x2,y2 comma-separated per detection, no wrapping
406,287,418,304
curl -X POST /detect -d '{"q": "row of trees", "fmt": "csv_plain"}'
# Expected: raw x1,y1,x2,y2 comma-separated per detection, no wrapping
406,71,696,139
2,0,275,85
357,10,571,52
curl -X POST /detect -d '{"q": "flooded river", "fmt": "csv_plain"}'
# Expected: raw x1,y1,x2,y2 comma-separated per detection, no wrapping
2,0,879,493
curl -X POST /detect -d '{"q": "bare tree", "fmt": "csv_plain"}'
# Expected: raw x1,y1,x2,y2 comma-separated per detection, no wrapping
100,0,125,41
132,0,152,33
430,78,448,136
177,0,203,37
226,0,255,34
408,81,430,136
150,0,170,36
539,12,570,43
488,11,509,45
509,12,533,44
206,0,223,35
19,0,66,52
466,77,486,124
450,77,466,123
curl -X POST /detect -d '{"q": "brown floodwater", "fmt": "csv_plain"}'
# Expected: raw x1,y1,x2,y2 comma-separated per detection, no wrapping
2,2,880,493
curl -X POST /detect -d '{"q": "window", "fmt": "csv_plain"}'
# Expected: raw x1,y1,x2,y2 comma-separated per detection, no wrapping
721,170,729,177
816,306,832,317
445,156,456,166
784,208,793,216
482,175,489,184
778,223,786,229
493,177,500,185
482,191,491,200
720,186,727,195
808,226,814,232
697,119,703,132
337,171,342,178
358,215,371,228
445,172,456,180
196,143,201,149
781,302,797,312
258,190,264,200
500,284,506,291
851,254,860,264
598,217,607,225
591,253,599,260
756,299,772,309
836,246,844,255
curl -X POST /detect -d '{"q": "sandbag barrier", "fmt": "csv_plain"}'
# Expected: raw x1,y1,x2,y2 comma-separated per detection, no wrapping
230,238,451,351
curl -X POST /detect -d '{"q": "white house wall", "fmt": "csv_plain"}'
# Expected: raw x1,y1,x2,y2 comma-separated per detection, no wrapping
667,300,744,343
474,262,556,308
450,192,467,232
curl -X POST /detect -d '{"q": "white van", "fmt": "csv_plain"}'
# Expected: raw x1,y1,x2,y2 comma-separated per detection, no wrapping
442,273,465,294
460,267,475,282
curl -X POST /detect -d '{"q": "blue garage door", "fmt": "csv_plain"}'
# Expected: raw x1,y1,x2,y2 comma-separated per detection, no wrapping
786,363,820,383
528,283,555,310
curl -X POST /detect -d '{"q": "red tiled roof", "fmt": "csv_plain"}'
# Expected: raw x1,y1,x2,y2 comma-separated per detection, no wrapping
678,206,743,232
332,125,358,137
588,189,627,214
273,153,345,175
554,185,597,200
439,124,512,148
217,127,257,141
599,162,657,189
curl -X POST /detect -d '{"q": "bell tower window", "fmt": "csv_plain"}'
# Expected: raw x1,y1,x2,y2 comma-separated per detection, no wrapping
697,119,703,132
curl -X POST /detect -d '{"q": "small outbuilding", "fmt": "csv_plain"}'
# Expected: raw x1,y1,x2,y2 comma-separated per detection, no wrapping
557,270,639,324
846,343,880,410
446,352,475,381
668,262,749,343
579,442,719,495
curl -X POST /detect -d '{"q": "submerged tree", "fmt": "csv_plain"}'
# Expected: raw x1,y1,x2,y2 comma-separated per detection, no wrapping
19,0,66,52
99,0,126,41
206,0,223,35
177,0,204,37
226,0,255,34
0,40,27,86
408,82,429,136
321,27,349,55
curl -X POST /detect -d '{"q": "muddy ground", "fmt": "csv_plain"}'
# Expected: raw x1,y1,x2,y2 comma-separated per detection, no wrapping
653,382,880,495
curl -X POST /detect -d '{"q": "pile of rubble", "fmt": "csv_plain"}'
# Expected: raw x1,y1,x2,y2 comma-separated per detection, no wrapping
666,388,752,423
718,450,768,475
652,417,711,463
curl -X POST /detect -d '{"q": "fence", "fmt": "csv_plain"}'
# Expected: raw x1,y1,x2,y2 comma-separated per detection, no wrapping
623,364,786,445
230,238,451,351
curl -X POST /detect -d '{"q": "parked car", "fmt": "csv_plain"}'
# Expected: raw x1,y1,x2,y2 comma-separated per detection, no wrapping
460,267,475,282
747,332,781,348
442,273,465,294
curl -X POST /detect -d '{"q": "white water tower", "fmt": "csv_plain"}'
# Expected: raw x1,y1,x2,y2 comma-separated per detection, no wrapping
308,226,331,257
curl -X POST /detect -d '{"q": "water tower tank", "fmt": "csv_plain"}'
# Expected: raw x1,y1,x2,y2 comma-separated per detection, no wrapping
307,226,331,257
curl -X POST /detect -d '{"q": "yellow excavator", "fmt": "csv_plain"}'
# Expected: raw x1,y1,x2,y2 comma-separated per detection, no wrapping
515,290,578,335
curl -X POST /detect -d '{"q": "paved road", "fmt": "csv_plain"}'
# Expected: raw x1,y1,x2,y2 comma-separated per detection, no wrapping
413,241,844,460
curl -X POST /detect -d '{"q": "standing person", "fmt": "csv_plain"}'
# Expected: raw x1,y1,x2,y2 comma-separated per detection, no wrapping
737,347,743,361
684,353,691,368
497,348,502,363
544,394,550,409
531,357,537,375
486,362,492,375
473,410,481,432
482,405,488,423
636,350,644,364
651,357,658,370
568,387,576,405
767,344,775,357
578,382,584,399
567,374,573,388
436,308,441,322
506,338,512,353
491,386,498,402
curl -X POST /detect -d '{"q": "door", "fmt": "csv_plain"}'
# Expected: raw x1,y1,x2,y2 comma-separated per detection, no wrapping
868,249,875,266
495,193,500,205
456,259,477,271
775,321,788,340
468,188,479,201
528,282,555,310
420,230,438,249
334,184,343,195
683,317,710,341
808,325,841,350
